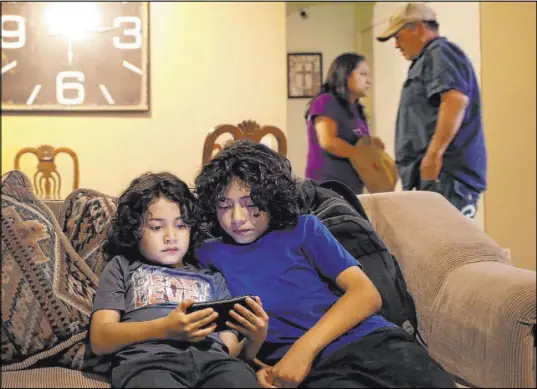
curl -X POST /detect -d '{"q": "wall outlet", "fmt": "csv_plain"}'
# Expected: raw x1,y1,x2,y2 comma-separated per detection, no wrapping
503,248,511,261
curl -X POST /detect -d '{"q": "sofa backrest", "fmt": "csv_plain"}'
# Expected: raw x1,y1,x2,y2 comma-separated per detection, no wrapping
43,200,64,222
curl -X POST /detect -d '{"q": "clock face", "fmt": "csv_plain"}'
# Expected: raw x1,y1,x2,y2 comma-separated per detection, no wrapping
1,2,149,112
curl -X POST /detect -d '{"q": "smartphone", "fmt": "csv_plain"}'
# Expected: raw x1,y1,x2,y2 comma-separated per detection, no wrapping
185,295,256,332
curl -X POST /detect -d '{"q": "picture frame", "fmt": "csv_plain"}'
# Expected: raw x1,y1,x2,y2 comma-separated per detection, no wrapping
287,52,322,99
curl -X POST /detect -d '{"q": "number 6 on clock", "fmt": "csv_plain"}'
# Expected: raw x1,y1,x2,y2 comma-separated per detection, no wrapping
57,71,85,105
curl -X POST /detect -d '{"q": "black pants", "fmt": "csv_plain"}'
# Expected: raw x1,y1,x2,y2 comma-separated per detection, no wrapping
300,327,456,388
419,172,480,219
111,348,259,388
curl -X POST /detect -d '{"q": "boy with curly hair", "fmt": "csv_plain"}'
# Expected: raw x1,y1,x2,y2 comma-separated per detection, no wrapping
90,172,268,388
194,141,455,388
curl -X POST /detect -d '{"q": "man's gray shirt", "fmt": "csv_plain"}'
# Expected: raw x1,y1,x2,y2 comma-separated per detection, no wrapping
395,37,487,192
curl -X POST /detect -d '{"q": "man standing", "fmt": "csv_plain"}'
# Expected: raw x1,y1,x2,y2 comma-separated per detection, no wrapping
377,2,487,219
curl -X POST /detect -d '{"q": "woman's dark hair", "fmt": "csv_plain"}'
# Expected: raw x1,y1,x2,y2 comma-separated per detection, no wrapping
305,52,367,121
105,172,198,262
194,140,302,237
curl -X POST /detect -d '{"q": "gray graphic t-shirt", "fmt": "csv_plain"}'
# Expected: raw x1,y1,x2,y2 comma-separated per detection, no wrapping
92,255,233,364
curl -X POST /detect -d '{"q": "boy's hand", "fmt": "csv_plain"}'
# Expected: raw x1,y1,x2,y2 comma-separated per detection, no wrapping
257,367,278,388
266,340,316,388
226,296,269,344
165,299,218,342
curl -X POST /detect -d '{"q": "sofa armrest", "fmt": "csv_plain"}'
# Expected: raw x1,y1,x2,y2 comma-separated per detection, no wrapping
358,191,535,387
359,191,509,322
428,261,536,388
358,191,511,339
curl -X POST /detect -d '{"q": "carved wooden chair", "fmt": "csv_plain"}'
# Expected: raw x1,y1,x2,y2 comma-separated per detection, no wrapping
202,120,287,164
14,145,79,200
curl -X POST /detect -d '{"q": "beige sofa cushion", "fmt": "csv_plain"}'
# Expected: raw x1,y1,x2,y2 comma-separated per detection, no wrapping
1,367,110,388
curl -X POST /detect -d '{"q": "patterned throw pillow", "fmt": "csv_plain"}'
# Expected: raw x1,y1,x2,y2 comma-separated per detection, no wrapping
59,189,117,278
1,170,99,371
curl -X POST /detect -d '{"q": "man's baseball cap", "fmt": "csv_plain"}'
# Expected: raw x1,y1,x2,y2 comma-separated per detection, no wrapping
376,2,437,42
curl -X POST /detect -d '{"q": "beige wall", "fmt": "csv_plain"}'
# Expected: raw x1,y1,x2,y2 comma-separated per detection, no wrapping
481,2,536,270
2,2,287,197
286,2,356,179
355,3,375,134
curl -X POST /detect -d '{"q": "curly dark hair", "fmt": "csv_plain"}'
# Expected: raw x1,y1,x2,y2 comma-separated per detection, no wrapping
105,172,198,262
194,140,302,237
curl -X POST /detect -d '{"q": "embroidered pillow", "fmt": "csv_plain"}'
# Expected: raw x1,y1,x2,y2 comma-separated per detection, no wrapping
60,189,117,277
1,170,98,371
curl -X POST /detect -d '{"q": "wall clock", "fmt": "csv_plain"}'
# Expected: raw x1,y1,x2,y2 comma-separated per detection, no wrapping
1,2,149,112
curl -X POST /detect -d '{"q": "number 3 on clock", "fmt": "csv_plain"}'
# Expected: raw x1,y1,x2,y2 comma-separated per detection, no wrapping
1,2,149,112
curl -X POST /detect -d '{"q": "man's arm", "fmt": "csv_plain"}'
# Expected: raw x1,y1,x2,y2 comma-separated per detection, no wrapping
421,88,469,181
429,89,469,156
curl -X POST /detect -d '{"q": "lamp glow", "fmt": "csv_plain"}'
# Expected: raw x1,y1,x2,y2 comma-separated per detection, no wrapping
46,3,100,40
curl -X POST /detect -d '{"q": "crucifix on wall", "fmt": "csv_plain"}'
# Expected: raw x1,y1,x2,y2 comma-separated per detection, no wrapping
287,52,322,98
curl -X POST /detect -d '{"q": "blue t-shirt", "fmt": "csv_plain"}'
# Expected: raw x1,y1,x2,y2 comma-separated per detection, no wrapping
306,93,371,194
93,256,234,365
396,37,487,192
197,214,394,364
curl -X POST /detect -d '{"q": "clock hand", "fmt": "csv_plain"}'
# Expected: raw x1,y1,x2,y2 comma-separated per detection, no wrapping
90,26,120,33
48,26,120,36
67,38,73,66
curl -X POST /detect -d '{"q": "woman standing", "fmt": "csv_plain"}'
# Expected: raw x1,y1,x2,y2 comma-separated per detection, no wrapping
305,53,384,194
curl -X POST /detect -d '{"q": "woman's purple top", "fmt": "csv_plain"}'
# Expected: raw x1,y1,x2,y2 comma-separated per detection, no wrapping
306,93,371,194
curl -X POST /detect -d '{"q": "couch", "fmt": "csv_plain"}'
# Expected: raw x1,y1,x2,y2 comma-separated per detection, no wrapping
2,170,535,388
